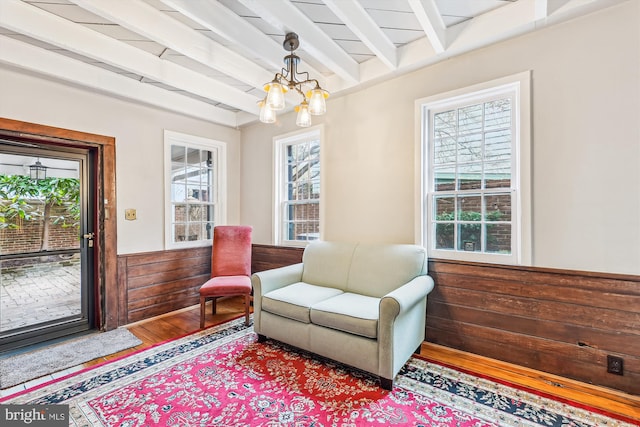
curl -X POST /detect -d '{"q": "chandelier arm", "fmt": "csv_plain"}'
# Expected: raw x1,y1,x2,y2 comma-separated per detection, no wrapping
293,85,306,99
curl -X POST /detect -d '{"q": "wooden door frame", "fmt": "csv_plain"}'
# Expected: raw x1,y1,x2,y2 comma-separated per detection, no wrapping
0,117,118,330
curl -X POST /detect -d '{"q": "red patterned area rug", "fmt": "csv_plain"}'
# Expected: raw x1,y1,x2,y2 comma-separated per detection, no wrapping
1,318,635,426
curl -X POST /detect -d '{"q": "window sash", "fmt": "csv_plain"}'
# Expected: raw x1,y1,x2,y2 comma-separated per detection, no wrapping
164,131,226,249
274,127,322,247
421,80,522,264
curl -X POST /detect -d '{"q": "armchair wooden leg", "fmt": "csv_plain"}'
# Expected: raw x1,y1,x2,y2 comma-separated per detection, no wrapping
244,294,251,326
211,297,217,314
199,296,206,329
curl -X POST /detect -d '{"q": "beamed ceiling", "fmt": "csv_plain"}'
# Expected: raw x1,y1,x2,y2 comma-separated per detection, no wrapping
0,0,622,128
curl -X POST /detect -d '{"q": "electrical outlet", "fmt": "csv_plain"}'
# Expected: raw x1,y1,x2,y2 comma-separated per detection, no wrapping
607,355,623,375
125,209,137,221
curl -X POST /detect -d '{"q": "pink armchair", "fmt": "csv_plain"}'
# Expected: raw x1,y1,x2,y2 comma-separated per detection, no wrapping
199,225,253,328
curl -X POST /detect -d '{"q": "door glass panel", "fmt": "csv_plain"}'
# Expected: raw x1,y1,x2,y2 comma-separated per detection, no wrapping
0,149,91,352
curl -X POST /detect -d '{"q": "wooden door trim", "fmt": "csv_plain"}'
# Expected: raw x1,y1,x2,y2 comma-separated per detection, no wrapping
0,117,118,330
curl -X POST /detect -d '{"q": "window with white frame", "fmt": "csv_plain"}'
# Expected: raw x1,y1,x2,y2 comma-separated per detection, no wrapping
417,72,531,265
274,127,322,246
164,130,226,249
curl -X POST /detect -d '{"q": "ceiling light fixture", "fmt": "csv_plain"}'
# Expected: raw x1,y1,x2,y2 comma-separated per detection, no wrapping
258,32,329,127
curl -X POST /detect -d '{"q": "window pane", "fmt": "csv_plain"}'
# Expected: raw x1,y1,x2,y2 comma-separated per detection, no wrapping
173,204,186,223
171,145,185,163
434,166,455,191
187,204,204,222
458,104,483,136
173,223,186,242
204,222,214,240
434,196,454,220
433,137,456,165
458,163,482,190
484,99,511,131
171,182,186,203
186,148,200,166
434,196,454,250
486,223,511,254
484,161,511,189
457,195,481,222
434,110,456,139
457,133,482,163
458,223,481,252
485,129,511,161
309,140,320,159
485,194,511,222
187,223,201,241
435,223,454,250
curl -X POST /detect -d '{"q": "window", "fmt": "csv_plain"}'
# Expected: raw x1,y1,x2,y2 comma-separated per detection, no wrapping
417,72,531,264
274,127,322,246
164,130,226,249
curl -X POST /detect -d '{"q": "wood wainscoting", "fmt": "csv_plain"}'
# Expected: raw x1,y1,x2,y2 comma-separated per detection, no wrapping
116,244,303,325
117,247,211,325
427,259,640,395
117,244,639,395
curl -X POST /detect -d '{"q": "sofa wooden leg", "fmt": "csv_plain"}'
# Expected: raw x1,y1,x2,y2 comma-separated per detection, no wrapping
380,377,393,390
257,334,267,343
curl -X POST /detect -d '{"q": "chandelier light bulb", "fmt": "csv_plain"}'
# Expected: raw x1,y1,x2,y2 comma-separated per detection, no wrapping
295,102,312,127
307,87,328,115
265,82,286,111
258,99,276,123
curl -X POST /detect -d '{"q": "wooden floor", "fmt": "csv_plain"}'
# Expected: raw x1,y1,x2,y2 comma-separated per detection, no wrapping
86,297,639,423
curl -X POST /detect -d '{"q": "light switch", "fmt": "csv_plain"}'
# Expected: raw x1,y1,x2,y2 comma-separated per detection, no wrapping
125,209,137,221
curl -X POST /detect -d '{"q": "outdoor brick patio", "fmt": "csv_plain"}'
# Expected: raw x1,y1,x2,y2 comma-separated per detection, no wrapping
0,255,81,332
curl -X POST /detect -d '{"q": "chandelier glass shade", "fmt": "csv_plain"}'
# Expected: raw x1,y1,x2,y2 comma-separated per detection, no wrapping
259,32,329,127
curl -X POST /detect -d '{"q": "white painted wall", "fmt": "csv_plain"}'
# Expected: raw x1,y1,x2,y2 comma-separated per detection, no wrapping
241,2,640,275
1,2,637,274
0,68,241,255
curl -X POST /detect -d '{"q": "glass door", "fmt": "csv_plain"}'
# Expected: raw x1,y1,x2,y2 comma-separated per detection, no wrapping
0,144,95,353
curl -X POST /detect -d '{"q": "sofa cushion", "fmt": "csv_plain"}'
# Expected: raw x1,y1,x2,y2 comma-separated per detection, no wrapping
347,243,427,297
301,241,356,290
262,282,344,323
310,292,380,339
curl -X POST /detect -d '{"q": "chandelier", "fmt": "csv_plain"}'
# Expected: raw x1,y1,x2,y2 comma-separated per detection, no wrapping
258,32,329,127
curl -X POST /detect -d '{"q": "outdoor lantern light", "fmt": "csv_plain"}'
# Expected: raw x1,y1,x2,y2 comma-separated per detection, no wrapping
29,158,47,180
258,32,329,127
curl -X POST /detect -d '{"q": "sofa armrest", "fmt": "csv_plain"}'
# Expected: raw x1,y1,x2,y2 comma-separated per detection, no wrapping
378,274,435,380
380,275,434,318
251,263,304,297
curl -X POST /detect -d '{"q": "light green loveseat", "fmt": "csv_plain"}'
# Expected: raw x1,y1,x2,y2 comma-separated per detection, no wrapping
251,240,435,389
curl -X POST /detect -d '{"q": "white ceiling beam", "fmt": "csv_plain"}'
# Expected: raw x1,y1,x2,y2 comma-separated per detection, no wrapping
0,35,238,127
0,0,260,115
408,0,448,53
161,0,325,87
323,0,397,70
237,0,360,84
70,0,272,89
